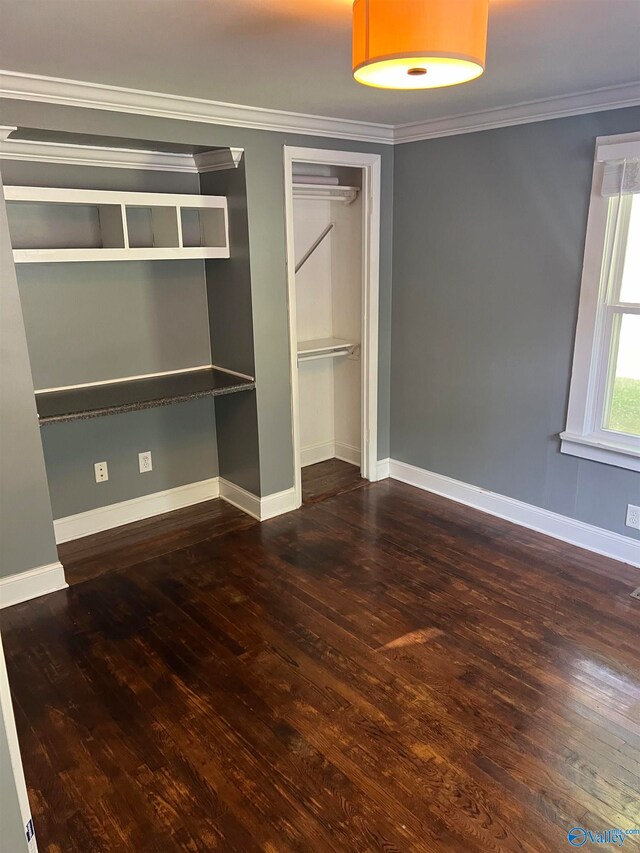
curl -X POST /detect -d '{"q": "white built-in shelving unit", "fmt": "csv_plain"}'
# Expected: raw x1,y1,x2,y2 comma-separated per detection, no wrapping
1,142,249,424
4,186,229,263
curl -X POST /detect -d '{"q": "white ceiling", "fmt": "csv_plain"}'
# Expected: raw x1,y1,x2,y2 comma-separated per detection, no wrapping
1,0,639,127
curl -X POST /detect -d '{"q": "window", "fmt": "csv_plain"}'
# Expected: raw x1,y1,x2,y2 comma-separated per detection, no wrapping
561,132,640,472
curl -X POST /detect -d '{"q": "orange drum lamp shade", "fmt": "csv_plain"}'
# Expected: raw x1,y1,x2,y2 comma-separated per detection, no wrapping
352,0,489,89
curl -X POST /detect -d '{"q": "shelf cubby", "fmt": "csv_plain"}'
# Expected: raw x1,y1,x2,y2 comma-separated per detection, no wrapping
125,205,180,249
7,200,126,251
180,206,227,249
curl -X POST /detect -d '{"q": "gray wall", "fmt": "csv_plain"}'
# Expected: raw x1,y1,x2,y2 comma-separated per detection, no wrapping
202,159,261,494
213,390,261,495
17,260,210,388
1,157,218,518
391,107,640,540
0,174,58,579
0,98,394,500
42,399,218,518
202,160,256,379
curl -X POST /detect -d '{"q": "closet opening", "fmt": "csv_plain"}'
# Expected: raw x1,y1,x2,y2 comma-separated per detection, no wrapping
283,146,381,508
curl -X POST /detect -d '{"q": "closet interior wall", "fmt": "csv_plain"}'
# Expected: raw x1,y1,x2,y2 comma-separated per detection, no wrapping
293,164,363,469
200,159,261,496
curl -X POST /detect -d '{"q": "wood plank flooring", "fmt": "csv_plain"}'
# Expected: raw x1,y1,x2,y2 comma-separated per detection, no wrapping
59,459,362,587
3,479,640,852
58,498,256,587
302,458,365,505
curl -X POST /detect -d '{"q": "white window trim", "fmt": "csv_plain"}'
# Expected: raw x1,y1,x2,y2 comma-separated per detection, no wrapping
560,131,640,473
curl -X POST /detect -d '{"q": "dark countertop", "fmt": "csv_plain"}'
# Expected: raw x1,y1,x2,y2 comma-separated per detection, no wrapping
37,368,255,425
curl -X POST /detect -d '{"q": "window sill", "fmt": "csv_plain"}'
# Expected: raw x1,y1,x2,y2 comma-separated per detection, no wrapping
560,432,640,472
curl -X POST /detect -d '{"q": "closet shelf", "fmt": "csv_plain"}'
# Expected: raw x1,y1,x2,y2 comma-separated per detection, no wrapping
297,338,359,362
292,184,359,205
36,368,255,425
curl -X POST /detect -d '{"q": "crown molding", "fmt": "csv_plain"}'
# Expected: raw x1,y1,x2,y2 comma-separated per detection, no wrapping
193,147,244,172
393,81,640,144
0,135,198,171
1,71,638,148
0,70,395,145
0,133,246,173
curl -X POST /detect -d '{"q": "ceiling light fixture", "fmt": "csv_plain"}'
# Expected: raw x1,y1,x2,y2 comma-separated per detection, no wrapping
352,0,489,90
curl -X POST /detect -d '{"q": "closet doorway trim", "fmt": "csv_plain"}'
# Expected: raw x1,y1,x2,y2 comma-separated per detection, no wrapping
283,145,382,508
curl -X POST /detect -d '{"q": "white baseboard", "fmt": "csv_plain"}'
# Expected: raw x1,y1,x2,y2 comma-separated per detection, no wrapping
300,441,336,467
0,561,68,609
376,457,391,480
260,487,299,520
53,475,296,546
54,477,220,543
300,441,361,468
219,478,298,521
335,442,361,466
389,460,640,568
219,478,261,519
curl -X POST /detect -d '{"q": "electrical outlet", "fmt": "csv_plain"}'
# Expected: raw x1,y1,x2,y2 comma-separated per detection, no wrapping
626,504,640,531
94,461,108,483
138,451,153,473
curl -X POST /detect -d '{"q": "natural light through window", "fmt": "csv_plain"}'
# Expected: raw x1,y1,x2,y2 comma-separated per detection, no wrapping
604,196,640,437
607,315,640,436
619,192,640,303
561,132,640,472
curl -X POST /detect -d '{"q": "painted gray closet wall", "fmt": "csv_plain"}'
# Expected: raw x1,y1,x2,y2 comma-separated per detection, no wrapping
213,391,261,495
0,98,393,499
16,260,210,388
0,159,201,193
391,107,640,540
41,399,218,518
0,175,58,579
1,157,218,518
201,159,261,494
201,160,256,378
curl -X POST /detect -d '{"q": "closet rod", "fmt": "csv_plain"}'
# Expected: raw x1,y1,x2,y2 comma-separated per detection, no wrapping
295,222,334,274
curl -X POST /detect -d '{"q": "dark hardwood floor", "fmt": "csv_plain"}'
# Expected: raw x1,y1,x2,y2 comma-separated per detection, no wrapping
58,497,256,587
302,458,365,504
59,459,362,587
3,479,640,852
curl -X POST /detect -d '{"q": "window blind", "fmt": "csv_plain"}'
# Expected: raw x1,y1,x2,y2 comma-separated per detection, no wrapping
597,135,640,197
